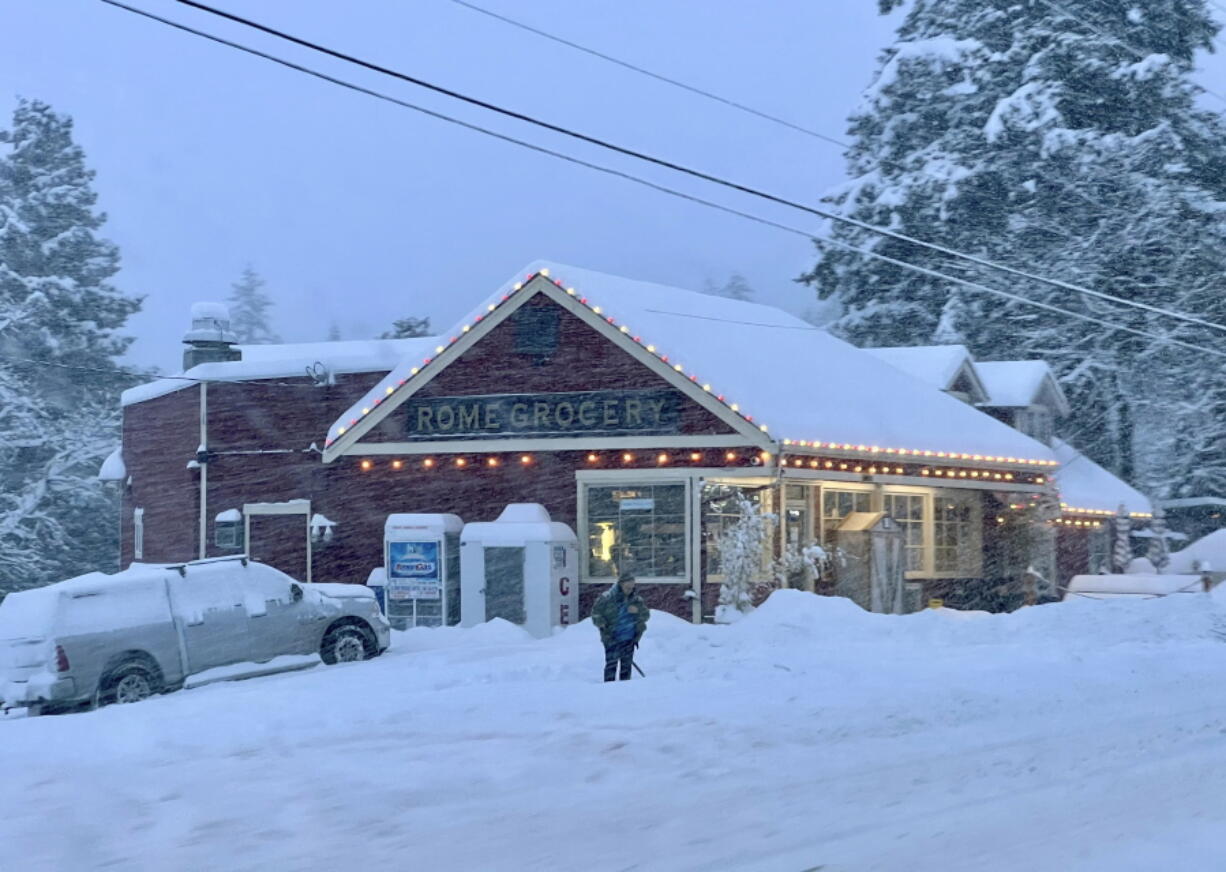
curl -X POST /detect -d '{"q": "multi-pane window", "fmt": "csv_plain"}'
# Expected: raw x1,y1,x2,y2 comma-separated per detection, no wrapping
586,483,686,579
822,489,872,544
702,485,768,576
883,492,925,571
934,493,978,573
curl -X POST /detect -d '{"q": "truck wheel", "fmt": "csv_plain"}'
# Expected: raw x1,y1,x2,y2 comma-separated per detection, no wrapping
321,624,374,665
98,662,159,706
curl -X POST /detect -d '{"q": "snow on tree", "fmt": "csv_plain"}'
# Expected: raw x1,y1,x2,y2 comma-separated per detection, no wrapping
1145,504,1171,573
380,315,432,339
226,266,280,344
704,272,755,302
326,322,342,341
714,490,778,623
1113,505,1133,573
801,0,1226,495
0,98,140,596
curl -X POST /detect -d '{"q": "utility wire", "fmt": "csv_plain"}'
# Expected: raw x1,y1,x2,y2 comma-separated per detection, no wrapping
166,0,1226,337
447,0,851,151
98,0,1226,361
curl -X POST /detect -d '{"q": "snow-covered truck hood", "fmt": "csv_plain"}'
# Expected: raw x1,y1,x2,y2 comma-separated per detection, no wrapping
309,583,376,601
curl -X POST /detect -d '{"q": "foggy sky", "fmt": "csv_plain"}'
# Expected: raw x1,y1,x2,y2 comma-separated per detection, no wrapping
3,1,1224,372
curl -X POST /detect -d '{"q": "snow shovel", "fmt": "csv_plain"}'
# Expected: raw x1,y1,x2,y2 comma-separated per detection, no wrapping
631,659,646,677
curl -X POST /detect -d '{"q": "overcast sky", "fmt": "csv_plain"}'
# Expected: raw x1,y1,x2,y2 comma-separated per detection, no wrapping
3,2,1225,372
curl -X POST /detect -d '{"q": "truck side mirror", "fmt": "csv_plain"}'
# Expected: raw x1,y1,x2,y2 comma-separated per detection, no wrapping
290,583,303,602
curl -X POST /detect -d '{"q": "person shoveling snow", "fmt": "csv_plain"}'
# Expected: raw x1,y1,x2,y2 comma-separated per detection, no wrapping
591,573,649,681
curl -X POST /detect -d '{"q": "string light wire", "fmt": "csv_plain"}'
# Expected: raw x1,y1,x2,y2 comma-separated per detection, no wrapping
160,0,1226,337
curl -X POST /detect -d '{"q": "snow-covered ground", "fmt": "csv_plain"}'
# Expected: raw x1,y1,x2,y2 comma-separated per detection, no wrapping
4,590,1226,871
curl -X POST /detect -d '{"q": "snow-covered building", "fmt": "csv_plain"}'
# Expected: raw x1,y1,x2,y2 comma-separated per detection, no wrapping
118,261,1090,619
866,344,1154,581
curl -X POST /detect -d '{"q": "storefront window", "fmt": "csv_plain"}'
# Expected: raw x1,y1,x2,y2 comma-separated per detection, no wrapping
884,492,925,571
821,489,872,544
934,492,980,574
586,483,687,579
702,485,767,576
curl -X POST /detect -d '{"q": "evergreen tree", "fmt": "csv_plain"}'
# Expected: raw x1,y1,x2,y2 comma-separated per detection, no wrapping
380,315,432,339
227,266,280,344
802,0,1226,494
705,272,755,302
326,321,342,342
0,98,140,595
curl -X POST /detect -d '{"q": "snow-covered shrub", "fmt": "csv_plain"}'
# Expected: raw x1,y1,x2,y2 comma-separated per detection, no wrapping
714,491,777,623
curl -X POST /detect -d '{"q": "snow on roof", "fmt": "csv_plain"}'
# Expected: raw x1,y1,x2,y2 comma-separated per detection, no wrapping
97,447,126,482
328,260,1056,464
1169,529,1226,573
121,336,438,406
976,360,1068,413
861,345,977,392
1052,438,1152,516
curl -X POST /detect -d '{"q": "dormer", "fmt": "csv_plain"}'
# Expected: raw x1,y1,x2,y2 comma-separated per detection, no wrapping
975,361,1070,446
861,344,989,405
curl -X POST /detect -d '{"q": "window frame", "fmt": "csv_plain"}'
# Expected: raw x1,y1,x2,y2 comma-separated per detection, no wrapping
133,507,145,560
579,476,692,584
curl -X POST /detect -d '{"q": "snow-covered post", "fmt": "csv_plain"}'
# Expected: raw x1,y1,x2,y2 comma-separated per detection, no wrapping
715,491,777,623
1145,505,1170,573
1112,504,1133,573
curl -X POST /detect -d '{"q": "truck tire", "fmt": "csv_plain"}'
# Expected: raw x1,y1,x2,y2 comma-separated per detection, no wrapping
320,623,375,665
97,661,161,706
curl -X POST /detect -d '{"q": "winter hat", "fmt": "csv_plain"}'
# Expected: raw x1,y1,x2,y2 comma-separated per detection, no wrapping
618,572,636,585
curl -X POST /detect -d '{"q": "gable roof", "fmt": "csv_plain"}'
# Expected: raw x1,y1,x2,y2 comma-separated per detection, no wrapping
862,344,988,402
976,360,1071,416
1052,438,1152,517
325,261,1056,466
120,336,437,406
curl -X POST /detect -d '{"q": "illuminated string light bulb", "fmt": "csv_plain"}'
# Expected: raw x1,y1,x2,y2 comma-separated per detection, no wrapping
622,452,634,463
725,451,737,461
423,458,435,468
587,453,599,463
657,453,669,464
454,457,467,468
690,452,702,462
385,387,394,395
391,459,403,470
359,459,373,471
486,457,499,467
520,455,533,465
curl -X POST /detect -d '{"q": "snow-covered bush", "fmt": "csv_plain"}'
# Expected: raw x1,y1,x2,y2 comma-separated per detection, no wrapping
714,491,777,623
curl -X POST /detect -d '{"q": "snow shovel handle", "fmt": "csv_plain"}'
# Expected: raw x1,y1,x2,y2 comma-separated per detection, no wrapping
631,660,646,677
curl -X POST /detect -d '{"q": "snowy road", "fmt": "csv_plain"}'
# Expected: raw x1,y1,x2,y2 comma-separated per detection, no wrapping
3,591,1226,871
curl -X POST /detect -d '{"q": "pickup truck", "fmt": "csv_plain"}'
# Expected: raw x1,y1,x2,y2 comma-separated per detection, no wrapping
0,557,390,714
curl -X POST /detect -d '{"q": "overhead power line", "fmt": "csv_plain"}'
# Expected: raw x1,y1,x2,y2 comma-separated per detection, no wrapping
96,0,1226,362
447,0,852,151
166,0,1226,338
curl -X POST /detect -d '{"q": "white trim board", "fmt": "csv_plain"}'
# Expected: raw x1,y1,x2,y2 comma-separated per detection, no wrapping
343,434,761,455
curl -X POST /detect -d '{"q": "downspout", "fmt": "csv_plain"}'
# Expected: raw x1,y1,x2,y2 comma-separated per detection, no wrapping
198,381,208,561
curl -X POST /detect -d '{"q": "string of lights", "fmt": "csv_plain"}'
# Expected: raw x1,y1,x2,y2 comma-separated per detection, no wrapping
161,0,1226,337
91,1,1226,364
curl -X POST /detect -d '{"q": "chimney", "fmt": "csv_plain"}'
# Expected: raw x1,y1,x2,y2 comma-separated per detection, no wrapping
183,302,241,370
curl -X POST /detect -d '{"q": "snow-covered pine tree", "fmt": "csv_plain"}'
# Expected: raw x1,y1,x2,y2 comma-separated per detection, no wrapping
0,98,140,595
227,266,280,344
802,0,1226,493
714,490,777,622
380,315,432,339
705,273,755,302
